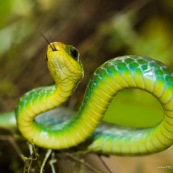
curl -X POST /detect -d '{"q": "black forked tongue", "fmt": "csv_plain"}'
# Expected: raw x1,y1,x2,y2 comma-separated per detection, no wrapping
40,33,57,51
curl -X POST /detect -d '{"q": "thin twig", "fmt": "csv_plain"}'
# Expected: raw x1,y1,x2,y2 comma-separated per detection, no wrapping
64,152,101,173
7,136,24,159
98,155,113,173
22,143,39,173
40,149,52,173
49,153,57,173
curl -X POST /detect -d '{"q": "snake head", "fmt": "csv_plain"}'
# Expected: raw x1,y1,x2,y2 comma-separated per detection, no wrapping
46,42,84,85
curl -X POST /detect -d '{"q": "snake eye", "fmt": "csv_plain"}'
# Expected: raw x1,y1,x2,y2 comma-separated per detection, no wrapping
70,47,79,61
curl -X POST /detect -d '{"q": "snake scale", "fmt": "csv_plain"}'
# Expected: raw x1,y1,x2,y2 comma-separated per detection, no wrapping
3,42,173,155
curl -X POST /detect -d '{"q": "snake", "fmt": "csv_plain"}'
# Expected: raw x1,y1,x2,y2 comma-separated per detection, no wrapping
4,41,173,155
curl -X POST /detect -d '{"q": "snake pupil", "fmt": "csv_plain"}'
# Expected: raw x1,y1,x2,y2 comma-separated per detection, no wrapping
70,47,79,61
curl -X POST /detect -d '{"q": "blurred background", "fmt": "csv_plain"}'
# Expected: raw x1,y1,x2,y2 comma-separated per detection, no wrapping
1,0,173,172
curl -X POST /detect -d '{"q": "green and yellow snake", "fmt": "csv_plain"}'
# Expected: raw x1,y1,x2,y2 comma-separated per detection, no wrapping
2,42,173,155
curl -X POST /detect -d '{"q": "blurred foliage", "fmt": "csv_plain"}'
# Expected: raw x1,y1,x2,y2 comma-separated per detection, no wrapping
1,0,173,172
105,89,163,128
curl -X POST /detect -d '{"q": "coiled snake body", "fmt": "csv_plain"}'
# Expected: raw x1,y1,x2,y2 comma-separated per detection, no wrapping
14,42,173,155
